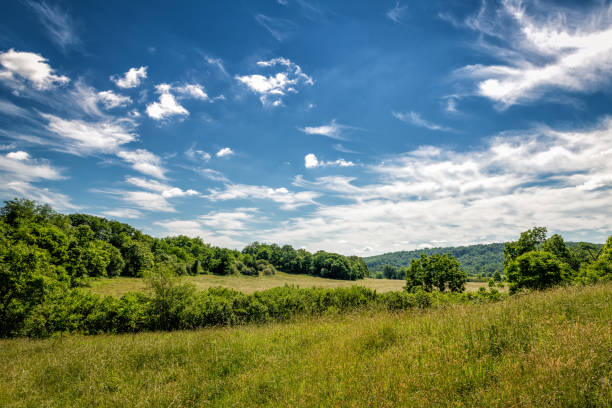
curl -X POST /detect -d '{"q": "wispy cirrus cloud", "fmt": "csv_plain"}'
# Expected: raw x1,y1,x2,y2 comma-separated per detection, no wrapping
386,2,408,24
117,149,167,179
254,14,296,42
453,0,612,108
26,1,79,51
392,111,454,132
206,183,319,210
298,119,358,140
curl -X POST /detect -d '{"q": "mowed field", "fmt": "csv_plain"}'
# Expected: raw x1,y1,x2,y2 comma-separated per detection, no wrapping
86,272,495,297
1,283,610,407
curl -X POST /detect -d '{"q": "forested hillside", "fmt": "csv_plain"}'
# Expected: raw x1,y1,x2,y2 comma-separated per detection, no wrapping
365,241,603,278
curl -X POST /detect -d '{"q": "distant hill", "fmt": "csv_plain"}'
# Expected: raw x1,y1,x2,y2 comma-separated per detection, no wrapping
364,243,505,277
364,242,602,277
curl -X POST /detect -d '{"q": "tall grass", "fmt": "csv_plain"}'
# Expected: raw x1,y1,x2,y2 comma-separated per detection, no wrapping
1,283,610,407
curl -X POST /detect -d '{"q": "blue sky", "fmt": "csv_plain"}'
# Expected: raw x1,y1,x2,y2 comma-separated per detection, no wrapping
1,0,611,255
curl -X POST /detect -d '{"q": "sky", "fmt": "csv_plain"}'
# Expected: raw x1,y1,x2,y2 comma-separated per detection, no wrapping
0,0,611,255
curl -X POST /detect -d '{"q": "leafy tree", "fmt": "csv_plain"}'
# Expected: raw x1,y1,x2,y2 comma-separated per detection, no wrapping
506,250,573,294
503,227,548,269
121,240,154,276
405,253,466,293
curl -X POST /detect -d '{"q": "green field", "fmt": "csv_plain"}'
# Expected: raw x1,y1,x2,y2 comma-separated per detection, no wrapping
85,272,495,297
1,283,609,407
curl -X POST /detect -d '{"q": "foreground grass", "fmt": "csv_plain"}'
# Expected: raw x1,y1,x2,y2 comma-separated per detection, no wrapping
1,284,609,407
86,272,495,297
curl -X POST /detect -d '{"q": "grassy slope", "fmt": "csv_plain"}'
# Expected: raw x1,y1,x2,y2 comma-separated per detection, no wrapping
85,272,493,297
1,284,610,407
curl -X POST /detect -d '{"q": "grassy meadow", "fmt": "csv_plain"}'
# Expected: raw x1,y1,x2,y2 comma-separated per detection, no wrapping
1,283,609,407
85,271,495,297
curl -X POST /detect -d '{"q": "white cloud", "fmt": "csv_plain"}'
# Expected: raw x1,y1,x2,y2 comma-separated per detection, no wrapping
102,208,143,219
236,57,313,106
298,119,351,140
185,146,211,161
254,14,295,42
206,184,319,210
0,180,76,210
6,151,30,161
0,49,69,90
200,168,229,182
392,111,454,132
205,56,229,76
0,151,63,180
42,113,137,154
386,2,408,24
120,190,176,212
304,153,318,169
146,83,189,120
175,84,208,100
117,149,167,179
111,66,147,89
0,99,30,118
155,209,262,247
125,176,199,198
97,90,132,109
216,147,234,157
262,117,612,254
456,1,612,108
304,153,354,169
27,1,79,51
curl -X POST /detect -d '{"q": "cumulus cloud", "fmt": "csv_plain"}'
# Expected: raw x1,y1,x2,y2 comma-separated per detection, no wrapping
6,151,30,161
146,83,189,120
0,49,69,90
175,84,209,100
216,147,234,157
392,111,454,132
117,149,167,179
27,1,79,51
97,90,132,109
304,153,354,169
236,57,313,106
111,66,147,89
455,1,612,108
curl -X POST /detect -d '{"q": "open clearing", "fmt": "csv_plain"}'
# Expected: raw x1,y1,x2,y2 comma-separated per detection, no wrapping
1,283,609,407
86,272,496,297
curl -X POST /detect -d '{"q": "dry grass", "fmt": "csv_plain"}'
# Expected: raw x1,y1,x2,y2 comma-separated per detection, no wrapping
0,283,609,407
86,272,497,297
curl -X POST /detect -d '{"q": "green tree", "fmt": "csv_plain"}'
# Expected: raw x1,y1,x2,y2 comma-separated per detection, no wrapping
503,226,547,269
405,253,467,293
506,251,573,294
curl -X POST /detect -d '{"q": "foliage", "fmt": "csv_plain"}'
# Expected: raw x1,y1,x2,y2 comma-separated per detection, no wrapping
365,242,506,277
2,284,610,407
504,227,611,293
404,253,467,293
